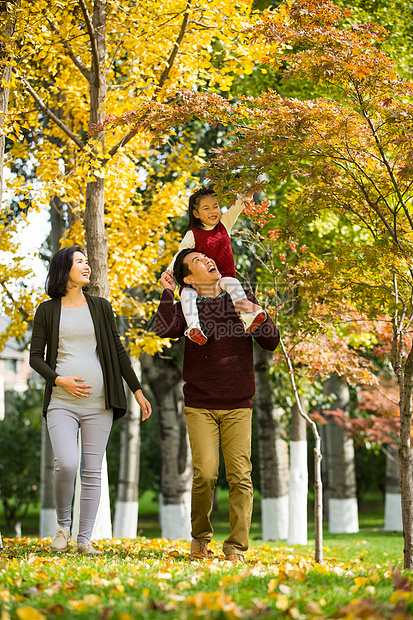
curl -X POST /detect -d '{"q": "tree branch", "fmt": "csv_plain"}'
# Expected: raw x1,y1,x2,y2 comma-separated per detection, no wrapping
331,157,402,246
105,0,192,161
78,0,100,84
107,128,138,158
16,71,85,149
0,283,32,324
157,0,192,90
355,83,413,234
381,445,399,465
106,40,122,78
46,18,91,81
279,334,323,564
374,385,400,407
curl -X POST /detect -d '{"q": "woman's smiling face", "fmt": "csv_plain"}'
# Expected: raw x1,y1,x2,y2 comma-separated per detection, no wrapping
67,251,91,289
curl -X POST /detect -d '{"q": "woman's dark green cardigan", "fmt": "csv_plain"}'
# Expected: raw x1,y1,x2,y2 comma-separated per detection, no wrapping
29,293,141,420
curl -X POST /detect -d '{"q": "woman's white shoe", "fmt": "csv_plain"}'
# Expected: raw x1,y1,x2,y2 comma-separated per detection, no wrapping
77,541,102,555
50,527,70,552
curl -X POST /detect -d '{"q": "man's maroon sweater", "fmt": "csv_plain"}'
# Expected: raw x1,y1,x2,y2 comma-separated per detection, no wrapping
154,288,280,409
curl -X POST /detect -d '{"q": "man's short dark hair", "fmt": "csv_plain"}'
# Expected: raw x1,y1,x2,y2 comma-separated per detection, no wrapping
173,248,197,288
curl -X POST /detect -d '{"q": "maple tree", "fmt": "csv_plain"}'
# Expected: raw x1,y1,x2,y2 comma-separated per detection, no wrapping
100,0,413,567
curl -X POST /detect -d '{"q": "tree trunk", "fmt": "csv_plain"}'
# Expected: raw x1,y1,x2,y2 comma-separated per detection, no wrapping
50,197,66,251
0,63,10,208
323,375,359,534
39,199,65,537
39,421,58,537
1,0,15,544
384,445,402,532
398,351,413,568
141,346,192,541
113,359,141,538
0,1,18,207
84,0,109,298
74,0,112,538
288,396,308,545
321,423,330,522
254,346,289,540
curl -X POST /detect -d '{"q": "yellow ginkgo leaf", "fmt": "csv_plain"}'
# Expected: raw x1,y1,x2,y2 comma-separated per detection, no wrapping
16,608,46,620
276,595,289,611
83,594,101,606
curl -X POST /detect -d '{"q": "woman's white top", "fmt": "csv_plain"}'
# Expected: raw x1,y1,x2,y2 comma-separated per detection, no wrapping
50,304,106,409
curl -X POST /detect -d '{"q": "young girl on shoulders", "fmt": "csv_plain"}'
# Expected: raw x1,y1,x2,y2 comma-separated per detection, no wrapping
167,187,266,345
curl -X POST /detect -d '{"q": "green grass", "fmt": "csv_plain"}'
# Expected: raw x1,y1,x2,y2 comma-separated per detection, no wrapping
0,532,410,620
0,488,405,568
0,489,409,619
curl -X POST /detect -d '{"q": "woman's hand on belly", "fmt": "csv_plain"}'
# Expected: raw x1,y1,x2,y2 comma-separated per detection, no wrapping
55,376,92,399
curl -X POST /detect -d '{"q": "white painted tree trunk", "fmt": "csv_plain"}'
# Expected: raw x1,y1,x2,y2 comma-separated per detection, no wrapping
329,498,359,534
113,359,142,539
39,421,58,538
140,348,192,542
40,509,58,539
262,495,289,540
384,446,402,531
159,491,191,541
384,494,402,531
288,440,308,544
288,398,308,545
323,375,359,534
254,346,289,540
113,502,139,538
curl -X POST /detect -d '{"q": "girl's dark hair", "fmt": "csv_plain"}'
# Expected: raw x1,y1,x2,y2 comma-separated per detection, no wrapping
184,188,216,233
45,245,87,299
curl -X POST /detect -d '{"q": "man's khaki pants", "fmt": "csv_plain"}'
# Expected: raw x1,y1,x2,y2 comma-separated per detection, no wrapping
184,406,253,557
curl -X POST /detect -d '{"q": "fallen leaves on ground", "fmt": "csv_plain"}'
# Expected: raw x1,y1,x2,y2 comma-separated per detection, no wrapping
0,536,411,619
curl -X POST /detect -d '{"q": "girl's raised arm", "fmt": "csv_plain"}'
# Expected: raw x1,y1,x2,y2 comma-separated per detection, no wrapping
221,189,254,233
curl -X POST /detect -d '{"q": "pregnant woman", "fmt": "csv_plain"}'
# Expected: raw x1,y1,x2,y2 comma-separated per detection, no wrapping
30,245,151,555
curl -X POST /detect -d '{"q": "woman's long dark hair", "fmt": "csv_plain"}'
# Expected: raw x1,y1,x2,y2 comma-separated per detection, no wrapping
184,188,216,233
45,245,87,299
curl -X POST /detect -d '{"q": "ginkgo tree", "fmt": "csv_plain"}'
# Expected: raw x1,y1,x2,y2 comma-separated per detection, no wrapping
3,0,269,539
100,0,413,567
4,0,268,349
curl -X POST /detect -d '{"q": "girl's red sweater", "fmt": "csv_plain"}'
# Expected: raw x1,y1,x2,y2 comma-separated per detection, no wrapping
192,222,236,278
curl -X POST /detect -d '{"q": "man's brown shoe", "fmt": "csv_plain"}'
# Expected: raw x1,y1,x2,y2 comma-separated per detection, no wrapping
189,539,213,560
225,553,245,564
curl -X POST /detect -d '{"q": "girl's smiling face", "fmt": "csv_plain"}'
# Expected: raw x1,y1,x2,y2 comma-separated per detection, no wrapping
193,194,221,227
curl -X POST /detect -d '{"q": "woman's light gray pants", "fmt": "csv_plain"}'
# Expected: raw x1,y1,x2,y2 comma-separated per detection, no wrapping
47,404,112,545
